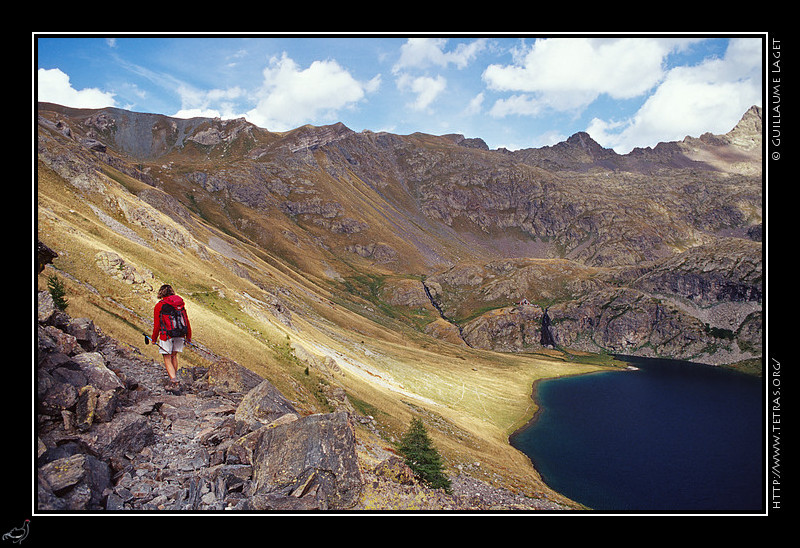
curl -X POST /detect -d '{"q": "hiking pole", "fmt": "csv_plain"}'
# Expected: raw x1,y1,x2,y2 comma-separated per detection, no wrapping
143,333,196,352
142,332,219,368
143,333,169,353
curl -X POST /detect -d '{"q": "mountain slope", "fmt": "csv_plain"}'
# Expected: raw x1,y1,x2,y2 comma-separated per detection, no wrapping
35,101,762,499
36,101,762,360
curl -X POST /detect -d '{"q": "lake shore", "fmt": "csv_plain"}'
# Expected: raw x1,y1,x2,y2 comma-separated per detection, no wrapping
508,355,763,512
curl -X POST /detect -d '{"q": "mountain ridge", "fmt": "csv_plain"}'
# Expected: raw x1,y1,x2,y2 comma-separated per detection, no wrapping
507,105,762,175
37,101,762,173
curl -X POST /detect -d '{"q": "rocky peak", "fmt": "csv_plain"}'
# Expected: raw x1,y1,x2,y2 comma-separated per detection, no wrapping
564,131,604,152
511,129,618,171
442,133,490,150
724,105,762,150
186,117,256,147
286,122,355,153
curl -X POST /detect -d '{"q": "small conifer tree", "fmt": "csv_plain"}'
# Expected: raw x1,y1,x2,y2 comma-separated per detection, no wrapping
397,417,451,492
47,274,68,311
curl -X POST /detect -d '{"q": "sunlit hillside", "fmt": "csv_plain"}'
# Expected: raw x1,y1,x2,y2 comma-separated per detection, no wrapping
37,103,630,503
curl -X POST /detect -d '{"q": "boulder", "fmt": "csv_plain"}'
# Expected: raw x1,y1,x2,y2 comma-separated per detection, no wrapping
37,241,58,273
39,324,79,355
38,453,110,510
373,455,417,485
37,290,58,323
70,352,124,391
248,412,363,510
206,357,263,393
234,379,298,430
66,318,99,351
39,379,78,416
80,412,155,460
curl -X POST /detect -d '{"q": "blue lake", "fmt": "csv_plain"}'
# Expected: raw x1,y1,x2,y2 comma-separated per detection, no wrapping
510,356,764,512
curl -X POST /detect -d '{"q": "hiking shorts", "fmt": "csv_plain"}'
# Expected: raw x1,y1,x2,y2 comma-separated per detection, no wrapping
157,337,185,355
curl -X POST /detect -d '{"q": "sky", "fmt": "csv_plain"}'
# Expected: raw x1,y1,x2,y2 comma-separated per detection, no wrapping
34,33,764,154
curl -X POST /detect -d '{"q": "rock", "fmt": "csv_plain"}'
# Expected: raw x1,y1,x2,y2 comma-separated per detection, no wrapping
425,242,761,364
51,365,87,388
249,412,363,510
37,240,58,273
225,428,263,466
39,324,79,355
94,251,154,290
66,318,99,351
37,470,68,511
424,319,468,347
95,389,119,422
462,306,544,352
80,412,155,460
71,352,124,391
234,379,298,431
37,291,58,324
632,238,762,306
381,278,436,309
206,357,263,393
345,243,398,263
187,127,223,146
38,453,110,510
39,454,87,492
39,380,78,416
75,385,99,431
81,138,107,152
373,455,416,485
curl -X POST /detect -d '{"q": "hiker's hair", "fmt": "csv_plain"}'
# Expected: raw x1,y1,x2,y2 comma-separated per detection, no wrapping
157,284,175,300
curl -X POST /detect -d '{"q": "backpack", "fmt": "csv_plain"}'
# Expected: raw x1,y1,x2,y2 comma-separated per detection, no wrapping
159,300,189,338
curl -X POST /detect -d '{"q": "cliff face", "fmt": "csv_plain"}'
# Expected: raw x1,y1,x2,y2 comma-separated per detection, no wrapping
36,102,762,366
429,237,761,364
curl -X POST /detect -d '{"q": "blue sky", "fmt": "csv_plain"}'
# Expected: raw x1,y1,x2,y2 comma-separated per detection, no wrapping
35,33,764,153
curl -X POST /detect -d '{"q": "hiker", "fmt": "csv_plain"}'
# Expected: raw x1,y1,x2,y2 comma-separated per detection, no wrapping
151,284,191,388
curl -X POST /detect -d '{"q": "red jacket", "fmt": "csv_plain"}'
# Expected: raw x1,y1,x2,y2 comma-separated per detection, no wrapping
152,294,192,342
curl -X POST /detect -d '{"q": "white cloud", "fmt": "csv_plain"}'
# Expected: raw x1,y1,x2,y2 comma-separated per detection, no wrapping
481,37,762,153
585,117,628,147
392,38,487,115
245,53,379,131
396,74,446,111
464,92,484,115
393,37,488,72
488,94,544,118
172,108,225,119
37,68,117,109
594,38,762,152
538,129,569,148
483,38,673,114
172,84,246,120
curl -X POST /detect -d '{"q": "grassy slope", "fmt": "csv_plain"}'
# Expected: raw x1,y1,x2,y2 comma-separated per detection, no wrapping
36,149,614,506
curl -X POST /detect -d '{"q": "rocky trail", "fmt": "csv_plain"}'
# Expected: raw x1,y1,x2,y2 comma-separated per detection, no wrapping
36,290,569,513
